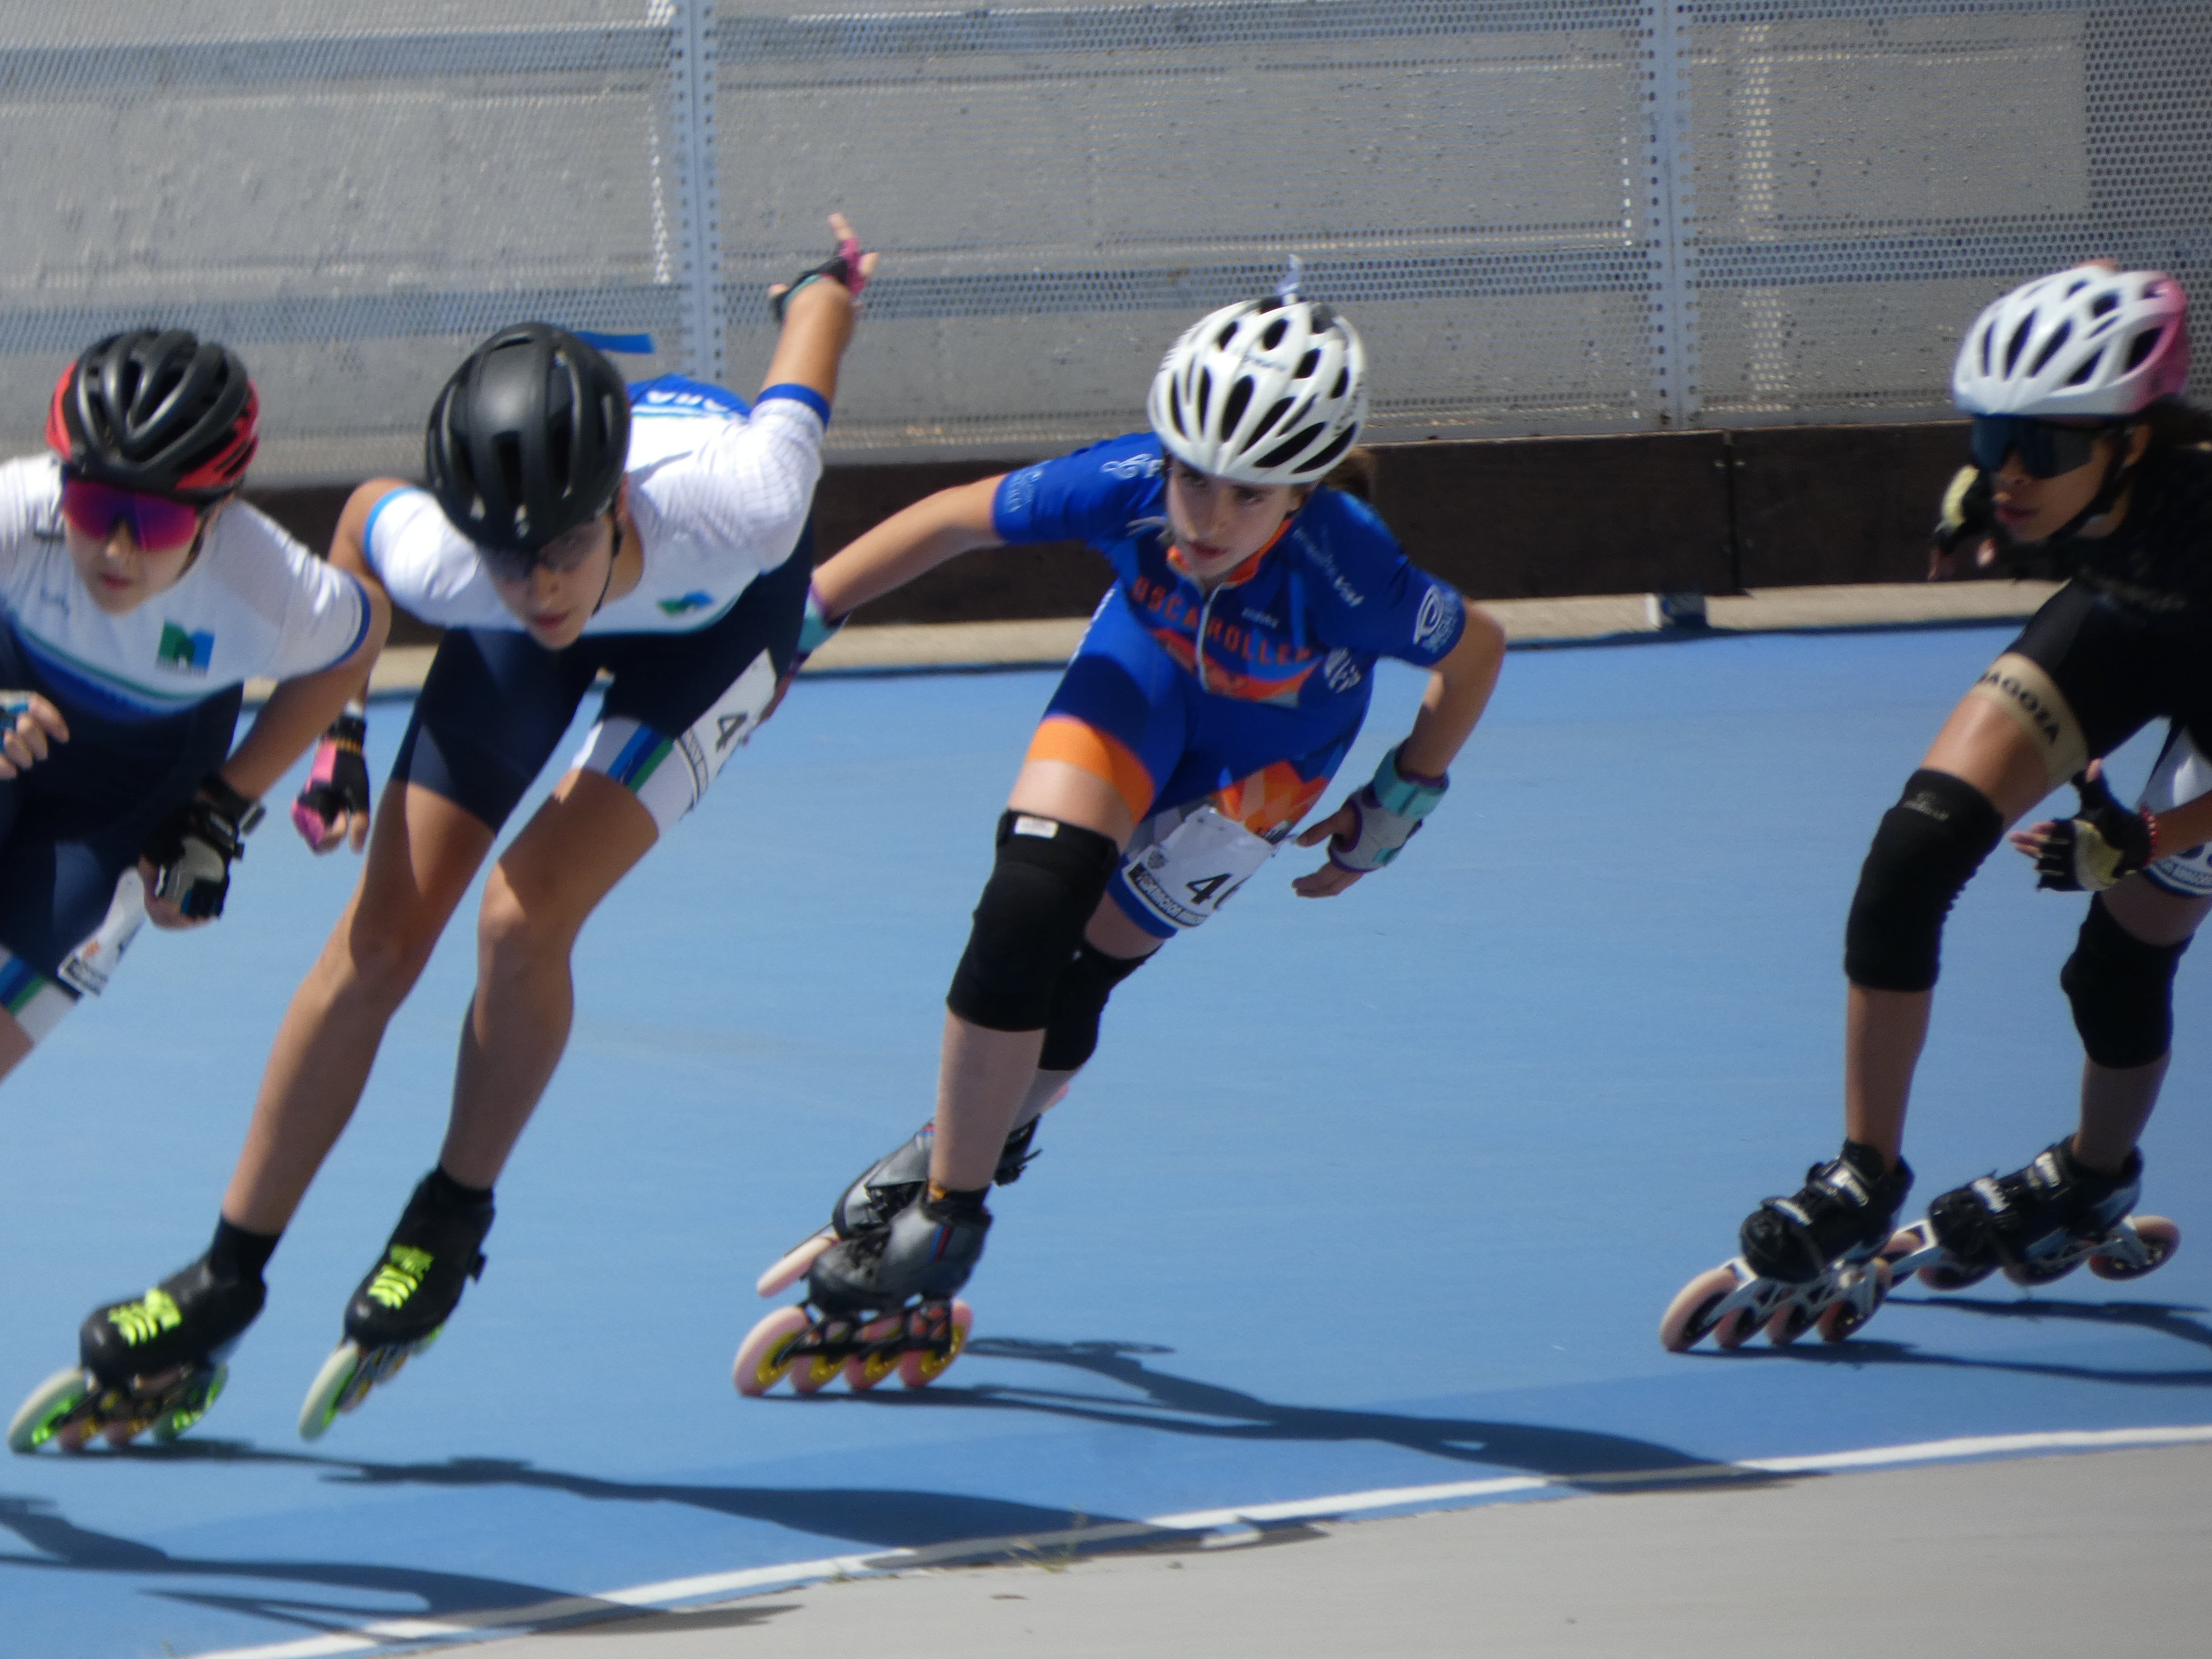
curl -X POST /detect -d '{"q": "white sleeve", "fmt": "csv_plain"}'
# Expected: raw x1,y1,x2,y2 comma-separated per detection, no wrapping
216,504,372,680
640,394,825,576
0,455,59,570
361,487,514,630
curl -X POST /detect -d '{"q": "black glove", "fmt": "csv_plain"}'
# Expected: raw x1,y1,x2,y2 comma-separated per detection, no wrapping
2036,769,2156,892
1931,465,1998,570
291,711,371,847
143,775,264,919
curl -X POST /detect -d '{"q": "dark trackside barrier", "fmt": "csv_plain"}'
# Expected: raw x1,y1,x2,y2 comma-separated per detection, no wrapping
246,422,1978,647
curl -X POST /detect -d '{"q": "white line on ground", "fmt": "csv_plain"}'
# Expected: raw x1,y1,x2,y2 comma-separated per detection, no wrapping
187,1420,2212,1659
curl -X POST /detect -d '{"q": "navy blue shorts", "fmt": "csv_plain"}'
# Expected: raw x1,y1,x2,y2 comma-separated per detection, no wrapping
392,538,810,833
0,621,240,977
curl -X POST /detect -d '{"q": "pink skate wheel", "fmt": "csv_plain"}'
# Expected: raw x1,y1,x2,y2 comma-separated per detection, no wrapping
2090,1215,2179,1280
844,1318,904,1392
1815,1259,1890,1343
1659,1265,1740,1353
898,1300,973,1389
790,1353,844,1395
732,1306,811,1397
756,1232,835,1298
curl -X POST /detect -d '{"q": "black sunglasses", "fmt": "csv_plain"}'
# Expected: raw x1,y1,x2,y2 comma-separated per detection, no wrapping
1968,416,2125,480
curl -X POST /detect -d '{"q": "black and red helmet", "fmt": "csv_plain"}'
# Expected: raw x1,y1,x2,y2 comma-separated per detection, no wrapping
425,323,630,555
46,330,260,500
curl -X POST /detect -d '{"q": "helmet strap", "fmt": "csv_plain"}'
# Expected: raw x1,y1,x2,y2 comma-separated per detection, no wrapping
591,513,622,617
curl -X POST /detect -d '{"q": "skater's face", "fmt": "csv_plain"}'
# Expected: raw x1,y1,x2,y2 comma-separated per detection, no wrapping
64,490,220,615
482,513,617,648
1164,459,1306,584
1986,419,2150,543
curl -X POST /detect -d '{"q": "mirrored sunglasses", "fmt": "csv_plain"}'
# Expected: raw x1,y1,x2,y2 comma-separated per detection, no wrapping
476,524,605,586
59,477,206,552
1968,416,2118,480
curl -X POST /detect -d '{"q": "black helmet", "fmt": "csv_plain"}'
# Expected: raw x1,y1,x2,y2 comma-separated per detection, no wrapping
47,330,260,499
425,323,630,555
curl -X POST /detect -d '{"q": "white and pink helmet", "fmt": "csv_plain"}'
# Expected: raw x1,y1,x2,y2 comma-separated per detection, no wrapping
1952,264,2190,418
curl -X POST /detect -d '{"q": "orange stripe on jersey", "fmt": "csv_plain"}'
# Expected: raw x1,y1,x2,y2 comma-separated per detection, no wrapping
1025,715,1156,822
1212,760,1330,836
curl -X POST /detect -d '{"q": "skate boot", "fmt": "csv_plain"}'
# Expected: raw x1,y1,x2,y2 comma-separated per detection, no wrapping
1886,1139,2179,1292
1661,1142,1912,1352
297,1172,492,1441
10,1255,262,1452
755,1116,1040,1297
736,1190,989,1397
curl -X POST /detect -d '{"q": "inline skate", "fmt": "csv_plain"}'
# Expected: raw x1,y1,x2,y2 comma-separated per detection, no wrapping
298,1172,491,1440
1662,1142,1912,1351
9,1254,262,1452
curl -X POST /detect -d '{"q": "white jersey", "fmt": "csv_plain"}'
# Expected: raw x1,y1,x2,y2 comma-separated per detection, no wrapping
362,383,825,636
0,455,370,722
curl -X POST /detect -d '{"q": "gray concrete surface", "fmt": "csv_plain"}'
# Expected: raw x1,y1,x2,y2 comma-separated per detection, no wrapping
467,1444,2211,1656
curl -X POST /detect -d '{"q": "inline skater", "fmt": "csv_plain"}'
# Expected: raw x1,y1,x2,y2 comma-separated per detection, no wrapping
1663,263,2208,1352
11,218,875,1450
0,329,384,1090
736,280,1507,1394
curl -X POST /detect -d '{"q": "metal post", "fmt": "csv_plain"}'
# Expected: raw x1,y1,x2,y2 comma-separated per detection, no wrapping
669,0,725,384
1645,0,1700,427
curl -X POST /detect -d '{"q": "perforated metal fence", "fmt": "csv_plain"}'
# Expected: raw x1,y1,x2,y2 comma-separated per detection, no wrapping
0,1,2204,477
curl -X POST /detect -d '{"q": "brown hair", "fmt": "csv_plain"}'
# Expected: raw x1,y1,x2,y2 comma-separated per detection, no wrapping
1321,445,1378,503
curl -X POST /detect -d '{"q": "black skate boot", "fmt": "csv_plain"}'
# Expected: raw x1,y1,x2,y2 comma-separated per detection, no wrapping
832,1118,1040,1237
9,1255,263,1451
297,1172,492,1440
810,1189,992,1318
1739,1141,1913,1285
1908,1138,2179,1289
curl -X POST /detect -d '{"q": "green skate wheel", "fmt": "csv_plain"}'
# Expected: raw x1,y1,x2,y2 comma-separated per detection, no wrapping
8,1367,91,1453
298,1342,363,1442
151,1365,228,1443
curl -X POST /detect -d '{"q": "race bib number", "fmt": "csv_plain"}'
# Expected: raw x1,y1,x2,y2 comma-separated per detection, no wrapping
1121,806,1278,931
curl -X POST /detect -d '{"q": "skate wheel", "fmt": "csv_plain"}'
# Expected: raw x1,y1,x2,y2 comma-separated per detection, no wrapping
7,1367,91,1454
844,1317,904,1392
2090,1215,2180,1280
1712,1303,1763,1351
153,1365,227,1444
1763,1300,1814,1347
298,1343,364,1442
1917,1257,1996,1293
733,1306,811,1397
1659,1265,1741,1353
756,1232,835,1299
898,1300,973,1389
790,1352,845,1395
1816,1260,1891,1343
2002,1256,2081,1288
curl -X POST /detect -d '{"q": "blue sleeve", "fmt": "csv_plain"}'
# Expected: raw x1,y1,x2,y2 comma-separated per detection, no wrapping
991,433,1164,546
1303,492,1468,668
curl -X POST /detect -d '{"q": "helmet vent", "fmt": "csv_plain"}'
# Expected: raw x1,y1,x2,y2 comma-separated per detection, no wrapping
1295,349,1319,380
1195,368,1213,427
2027,321,2073,376
1260,318,1288,351
2063,347,2104,387
2003,318,2034,375
1306,426,1357,474
1254,422,1324,472
2124,326,2165,372
2092,291,2119,317
1255,396,1294,438
1220,376,1254,436
1332,367,1349,398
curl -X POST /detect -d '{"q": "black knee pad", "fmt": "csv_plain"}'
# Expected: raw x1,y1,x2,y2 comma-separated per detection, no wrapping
1038,941,1152,1071
2062,895,2189,1069
947,814,1121,1032
1843,769,2004,992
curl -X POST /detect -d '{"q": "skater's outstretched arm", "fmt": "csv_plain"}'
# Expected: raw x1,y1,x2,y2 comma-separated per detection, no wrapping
808,476,1006,621
1292,605,1506,898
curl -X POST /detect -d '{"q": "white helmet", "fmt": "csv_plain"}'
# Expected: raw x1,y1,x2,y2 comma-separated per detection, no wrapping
1952,264,2190,418
1148,295,1367,485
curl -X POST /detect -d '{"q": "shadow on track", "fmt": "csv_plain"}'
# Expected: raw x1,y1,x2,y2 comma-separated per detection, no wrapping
1691,1293,2212,1387
812,1336,1752,1491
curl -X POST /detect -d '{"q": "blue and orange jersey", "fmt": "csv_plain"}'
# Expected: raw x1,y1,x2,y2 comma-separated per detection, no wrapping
992,433,1466,712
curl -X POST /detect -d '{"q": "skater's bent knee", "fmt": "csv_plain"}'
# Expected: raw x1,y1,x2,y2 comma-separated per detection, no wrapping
1843,769,2003,992
947,813,1121,1032
2063,894,2189,1069
475,877,581,978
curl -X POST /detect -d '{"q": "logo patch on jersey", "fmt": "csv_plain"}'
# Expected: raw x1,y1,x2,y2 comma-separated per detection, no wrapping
1323,648,1363,694
1414,584,1463,653
658,591,713,616
157,623,213,673
1101,453,1164,480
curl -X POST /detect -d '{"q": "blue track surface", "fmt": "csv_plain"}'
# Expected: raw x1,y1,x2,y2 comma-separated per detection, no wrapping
3,625,2208,1658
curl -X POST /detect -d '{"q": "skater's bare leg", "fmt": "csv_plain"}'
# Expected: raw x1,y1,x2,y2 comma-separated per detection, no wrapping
441,769,658,1187
1844,697,2059,1166
2070,875,2211,1174
223,784,494,1233
1008,897,1167,1130
929,759,1134,1191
